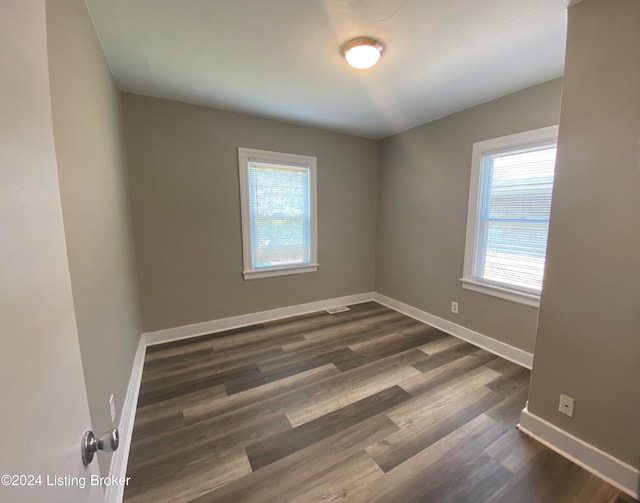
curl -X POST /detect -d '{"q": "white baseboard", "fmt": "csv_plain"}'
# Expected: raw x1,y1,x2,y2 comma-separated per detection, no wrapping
105,336,147,503
373,293,533,369
142,292,375,346
519,407,639,499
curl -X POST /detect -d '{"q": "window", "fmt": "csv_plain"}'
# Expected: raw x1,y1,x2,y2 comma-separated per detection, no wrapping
238,147,318,280
461,125,558,306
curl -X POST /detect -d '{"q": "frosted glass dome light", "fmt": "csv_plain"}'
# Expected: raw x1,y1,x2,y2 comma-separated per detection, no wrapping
344,37,384,70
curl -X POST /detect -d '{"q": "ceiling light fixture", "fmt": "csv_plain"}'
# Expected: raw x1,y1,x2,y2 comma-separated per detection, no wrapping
343,37,384,70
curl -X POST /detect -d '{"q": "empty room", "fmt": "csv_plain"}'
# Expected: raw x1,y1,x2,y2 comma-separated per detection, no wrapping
1,0,639,502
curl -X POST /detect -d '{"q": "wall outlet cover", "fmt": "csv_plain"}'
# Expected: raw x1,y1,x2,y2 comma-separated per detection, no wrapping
558,394,575,417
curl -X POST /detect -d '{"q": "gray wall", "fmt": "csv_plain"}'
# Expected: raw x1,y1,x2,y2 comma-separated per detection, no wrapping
528,0,640,468
121,94,379,332
46,0,141,474
375,79,563,353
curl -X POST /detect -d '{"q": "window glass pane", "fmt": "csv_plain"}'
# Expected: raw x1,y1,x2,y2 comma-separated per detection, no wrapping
476,145,556,292
248,162,310,268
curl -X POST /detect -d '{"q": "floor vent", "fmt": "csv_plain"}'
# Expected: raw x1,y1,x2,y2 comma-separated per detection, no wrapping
326,306,351,314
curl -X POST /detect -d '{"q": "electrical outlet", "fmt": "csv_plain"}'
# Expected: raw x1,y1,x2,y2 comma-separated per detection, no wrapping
451,301,459,314
109,394,116,423
558,394,575,417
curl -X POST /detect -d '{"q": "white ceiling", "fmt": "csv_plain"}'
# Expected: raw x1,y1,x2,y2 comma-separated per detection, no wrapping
86,0,568,139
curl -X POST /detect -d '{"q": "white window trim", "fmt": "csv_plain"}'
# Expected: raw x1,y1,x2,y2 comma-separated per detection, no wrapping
238,147,318,280
461,125,559,307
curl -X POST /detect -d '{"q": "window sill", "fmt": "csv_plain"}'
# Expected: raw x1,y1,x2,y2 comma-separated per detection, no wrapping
460,278,540,308
243,263,319,280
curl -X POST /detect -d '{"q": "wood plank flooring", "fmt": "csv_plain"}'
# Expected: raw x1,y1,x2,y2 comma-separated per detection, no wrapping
124,302,635,503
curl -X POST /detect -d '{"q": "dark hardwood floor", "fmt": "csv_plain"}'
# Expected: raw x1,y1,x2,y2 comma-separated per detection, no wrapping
124,302,635,503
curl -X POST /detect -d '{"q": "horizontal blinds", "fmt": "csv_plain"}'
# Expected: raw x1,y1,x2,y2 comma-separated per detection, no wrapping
476,145,556,292
248,161,310,268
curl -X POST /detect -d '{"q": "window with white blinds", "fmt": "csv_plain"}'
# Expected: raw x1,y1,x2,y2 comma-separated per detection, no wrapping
238,148,317,280
462,126,558,306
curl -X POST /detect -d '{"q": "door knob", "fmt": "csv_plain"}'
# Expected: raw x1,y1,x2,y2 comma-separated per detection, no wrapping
81,428,119,465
